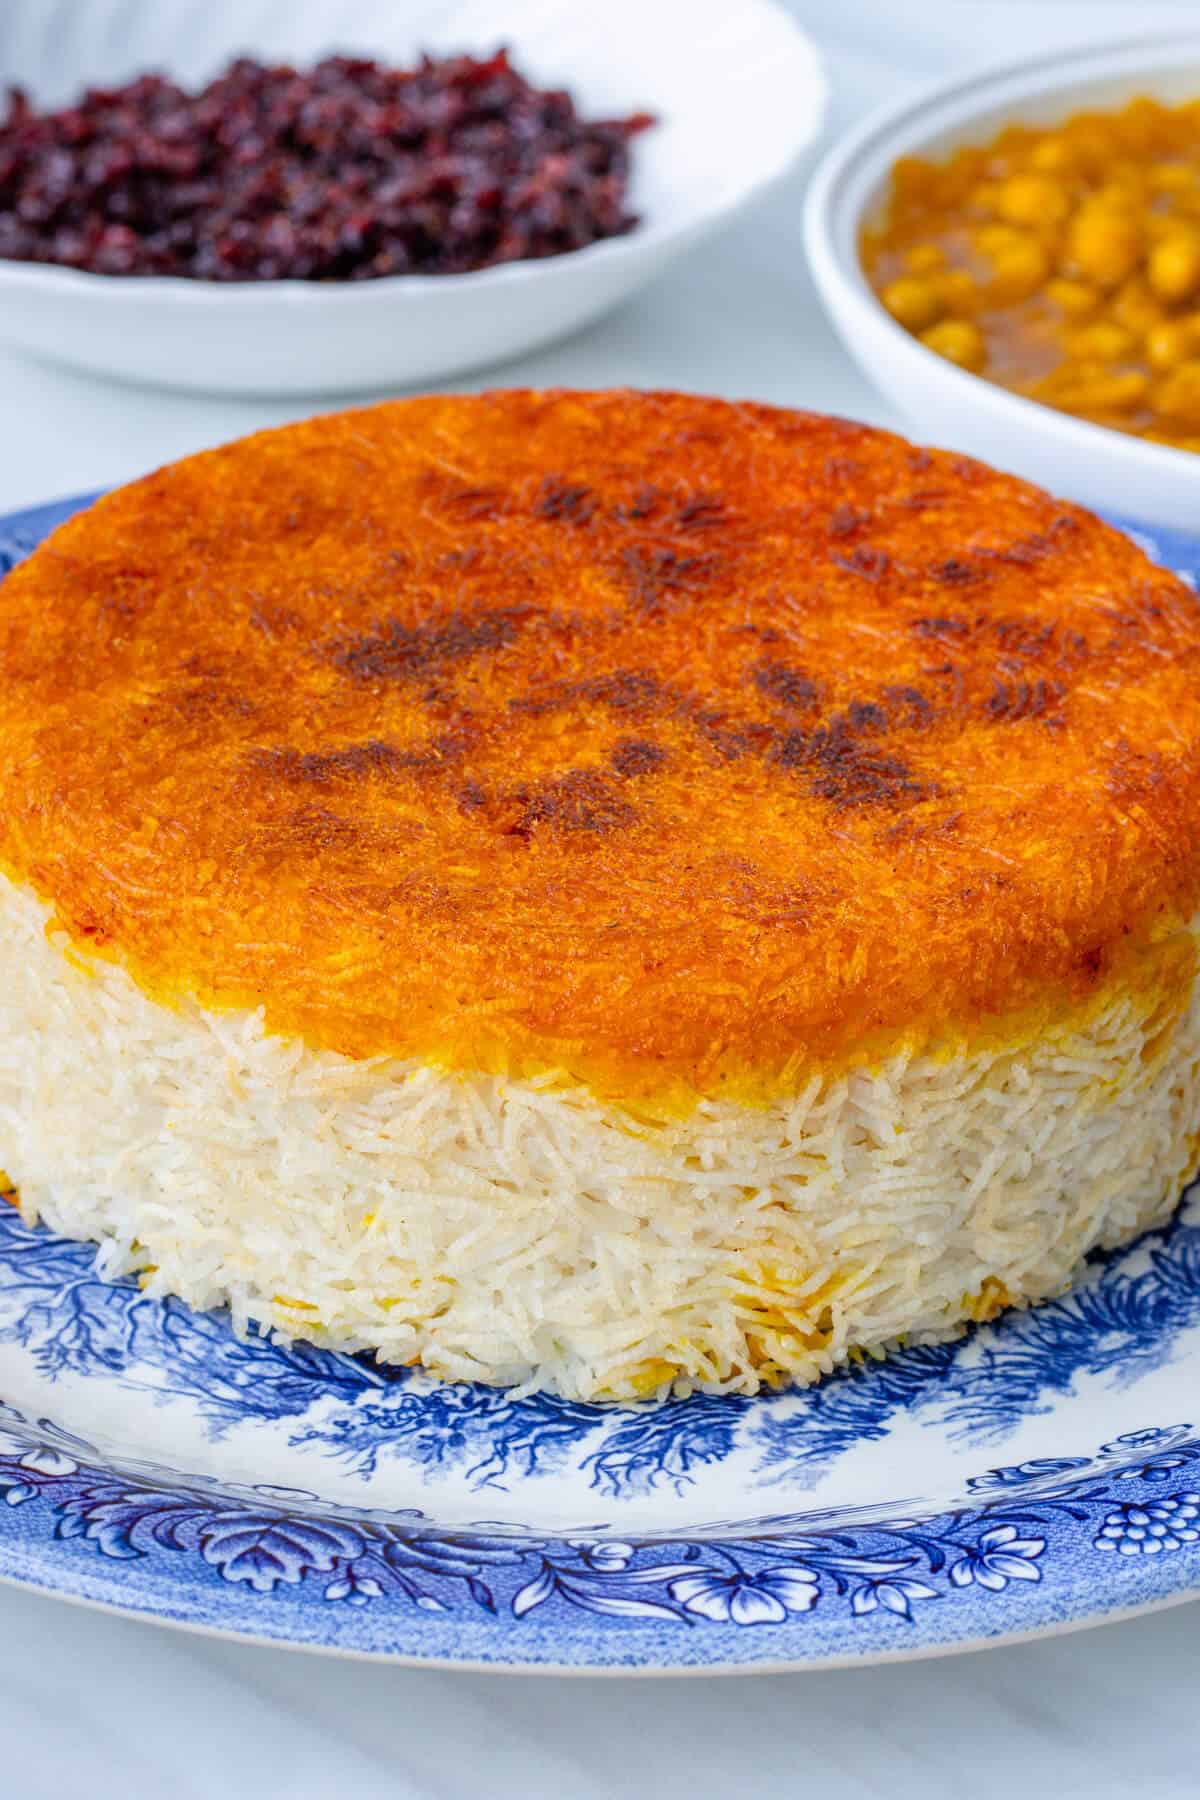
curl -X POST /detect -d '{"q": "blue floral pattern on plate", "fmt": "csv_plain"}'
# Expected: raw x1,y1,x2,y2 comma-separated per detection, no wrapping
1,493,1199,1670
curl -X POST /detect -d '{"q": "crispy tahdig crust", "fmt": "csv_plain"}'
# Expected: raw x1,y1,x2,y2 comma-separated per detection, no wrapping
3,391,1200,1100
5,391,1200,1397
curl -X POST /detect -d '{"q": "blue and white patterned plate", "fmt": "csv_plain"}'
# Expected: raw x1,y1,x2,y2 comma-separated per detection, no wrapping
2,492,1200,1672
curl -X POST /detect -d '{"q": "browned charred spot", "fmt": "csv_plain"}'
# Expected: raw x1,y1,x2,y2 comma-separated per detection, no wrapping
440,484,508,520
509,769,637,839
536,476,596,525
247,597,303,638
376,549,412,584
774,718,931,809
152,667,258,724
847,699,887,733
676,493,726,531
579,669,665,714
1107,738,1168,805
929,557,987,588
614,484,661,522
386,731,471,774
327,873,459,917
510,667,664,720
773,727,815,770
882,684,935,729
812,746,929,808
914,614,971,640
271,804,362,852
1138,578,1200,634
899,486,951,511
251,740,404,784
823,455,865,483
457,779,487,814
331,606,532,682
610,737,666,778
881,809,963,847
252,734,469,784
92,561,154,619
675,421,727,449
951,455,987,482
827,503,871,539
436,548,480,573
983,517,1080,569
832,544,890,582
1078,944,1105,979
908,447,933,472
991,617,1057,659
691,706,778,764
926,660,967,710
619,545,723,613
985,677,1063,723
753,660,819,711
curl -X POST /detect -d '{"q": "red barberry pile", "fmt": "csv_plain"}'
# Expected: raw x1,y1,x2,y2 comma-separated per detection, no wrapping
0,51,654,280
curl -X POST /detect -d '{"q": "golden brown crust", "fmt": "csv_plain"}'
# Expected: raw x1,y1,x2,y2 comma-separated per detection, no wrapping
3,389,1200,1098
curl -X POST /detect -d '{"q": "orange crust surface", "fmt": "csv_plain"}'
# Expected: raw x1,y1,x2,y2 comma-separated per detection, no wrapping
3,389,1200,1100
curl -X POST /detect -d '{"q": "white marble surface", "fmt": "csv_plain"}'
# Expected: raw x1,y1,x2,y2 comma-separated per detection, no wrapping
1,1,1198,1791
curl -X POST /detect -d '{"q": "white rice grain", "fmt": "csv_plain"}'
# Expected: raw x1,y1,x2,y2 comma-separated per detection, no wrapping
0,870,1197,1400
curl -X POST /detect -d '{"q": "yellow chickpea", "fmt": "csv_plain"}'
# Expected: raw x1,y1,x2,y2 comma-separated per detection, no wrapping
931,268,979,315
1150,162,1197,194
919,319,986,372
881,276,943,332
987,239,1049,302
1148,233,1200,302
1120,97,1169,152
1146,318,1200,371
997,173,1070,226
969,182,1003,217
1149,428,1200,449
1155,360,1200,424
1060,123,1112,176
1030,137,1075,174
1111,276,1165,335
1065,204,1143,288
1103,370,1151,409
890,156,932,201
904,244,946,275
1093,174,1147,211
973,222,1028,258
1066,320,1136,361
1052,369,1150,414
1045,277,1101,318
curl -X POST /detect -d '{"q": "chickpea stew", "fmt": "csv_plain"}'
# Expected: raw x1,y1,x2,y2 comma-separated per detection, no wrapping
860,95,1200,450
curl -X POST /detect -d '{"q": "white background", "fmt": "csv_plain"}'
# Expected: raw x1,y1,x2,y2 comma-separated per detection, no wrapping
1,4,1198,1794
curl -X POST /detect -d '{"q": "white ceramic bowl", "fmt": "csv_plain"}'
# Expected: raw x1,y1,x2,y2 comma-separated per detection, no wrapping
804,34,1200,530
0,0,824,396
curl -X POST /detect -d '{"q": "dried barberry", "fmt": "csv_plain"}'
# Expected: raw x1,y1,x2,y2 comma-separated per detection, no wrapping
0,51,654,281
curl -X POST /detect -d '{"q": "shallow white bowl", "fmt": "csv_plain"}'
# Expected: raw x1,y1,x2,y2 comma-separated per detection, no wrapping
0,0,824,395
804,34,1200,530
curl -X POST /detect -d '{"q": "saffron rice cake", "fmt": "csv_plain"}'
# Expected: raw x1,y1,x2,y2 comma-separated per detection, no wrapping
2,390,1200,1401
